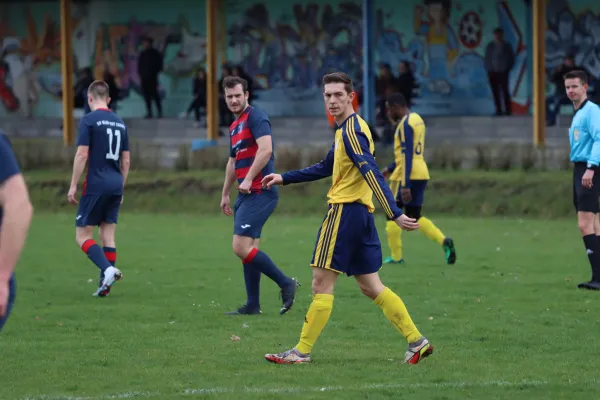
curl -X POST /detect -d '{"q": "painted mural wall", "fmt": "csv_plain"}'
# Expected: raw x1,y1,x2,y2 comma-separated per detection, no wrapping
0,0,598,118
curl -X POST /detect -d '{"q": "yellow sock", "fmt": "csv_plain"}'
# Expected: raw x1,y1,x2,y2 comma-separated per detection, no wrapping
385,221,403,260
418,217,445,246
296,294,334,354
374,287,422,343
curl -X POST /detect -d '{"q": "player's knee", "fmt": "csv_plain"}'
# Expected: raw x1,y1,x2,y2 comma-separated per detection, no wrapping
232,237,253,259
405,206,422,220
311,270,337,295
75,229,91,247
578,213,596,235
357,280,385,300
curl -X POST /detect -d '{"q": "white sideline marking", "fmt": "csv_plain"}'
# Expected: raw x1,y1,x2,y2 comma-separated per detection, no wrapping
21,380,551,400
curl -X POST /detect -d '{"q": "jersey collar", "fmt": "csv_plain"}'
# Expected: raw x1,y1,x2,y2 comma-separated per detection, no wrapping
335,112,356,129
574,99,588,115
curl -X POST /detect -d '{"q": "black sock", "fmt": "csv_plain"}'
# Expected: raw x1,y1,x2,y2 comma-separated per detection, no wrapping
583,234,600,281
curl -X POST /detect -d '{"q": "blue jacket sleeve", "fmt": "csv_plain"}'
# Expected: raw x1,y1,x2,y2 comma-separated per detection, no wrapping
282,144,334,185
588,107,600,167
342,129,403,220
386,161,396,173
402,118,414,188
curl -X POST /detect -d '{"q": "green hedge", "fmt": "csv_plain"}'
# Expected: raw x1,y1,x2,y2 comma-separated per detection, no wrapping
25,169,574,218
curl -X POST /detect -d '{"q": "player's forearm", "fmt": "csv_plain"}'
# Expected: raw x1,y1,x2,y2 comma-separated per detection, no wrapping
0,196,33,282
222,158,237,196
120,159,130,188
245,147,272,182
70,153,88,187
282,162,333,185
361,162,403,220
386,161,396,173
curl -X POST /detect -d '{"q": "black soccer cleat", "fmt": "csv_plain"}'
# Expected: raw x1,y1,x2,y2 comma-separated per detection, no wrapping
443,237,457,265
577,281,600,291
224,305,262,315
279,278,301,315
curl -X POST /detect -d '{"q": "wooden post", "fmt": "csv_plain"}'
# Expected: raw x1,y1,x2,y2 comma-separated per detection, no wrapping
60,0,75,145
532,0,546,147
206,0,219,140
219,0,227,65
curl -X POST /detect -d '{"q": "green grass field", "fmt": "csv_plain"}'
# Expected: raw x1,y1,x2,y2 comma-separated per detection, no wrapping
1,213,599,399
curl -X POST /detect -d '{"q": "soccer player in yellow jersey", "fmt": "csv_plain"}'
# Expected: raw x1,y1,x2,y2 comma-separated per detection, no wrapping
381,93,457,265
260,72,434,365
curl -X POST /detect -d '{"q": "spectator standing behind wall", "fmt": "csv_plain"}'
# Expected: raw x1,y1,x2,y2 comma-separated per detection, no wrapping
138,37,163,119
484,28,515,116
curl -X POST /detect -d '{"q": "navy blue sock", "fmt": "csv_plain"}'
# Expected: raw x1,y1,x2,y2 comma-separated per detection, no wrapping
244,248,291,288
103,247,116,266
81,240,111,272
243,264,261,309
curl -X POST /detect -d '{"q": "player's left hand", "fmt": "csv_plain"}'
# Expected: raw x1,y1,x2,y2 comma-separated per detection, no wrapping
583,169,595,189
395,214,419,231
401,188,412,204
67,186,78,205
238,179,252,194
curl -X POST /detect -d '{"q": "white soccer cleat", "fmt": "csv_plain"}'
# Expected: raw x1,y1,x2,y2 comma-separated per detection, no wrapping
93,266,122,297
264,348,311,364
403,337,434,364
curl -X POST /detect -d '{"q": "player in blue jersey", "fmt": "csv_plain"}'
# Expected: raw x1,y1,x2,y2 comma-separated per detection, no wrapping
0,132,33,331
220,76,299,316
563,70,600,290
68,80,131,297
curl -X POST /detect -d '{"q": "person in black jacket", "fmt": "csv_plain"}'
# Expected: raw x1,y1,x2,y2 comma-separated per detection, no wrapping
137,37,163,118
180,68,207,122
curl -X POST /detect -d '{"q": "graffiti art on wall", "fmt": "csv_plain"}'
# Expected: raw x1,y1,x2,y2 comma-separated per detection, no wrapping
2,0,600,118
226,0,529,116
0,0,207,118
546,0,600,92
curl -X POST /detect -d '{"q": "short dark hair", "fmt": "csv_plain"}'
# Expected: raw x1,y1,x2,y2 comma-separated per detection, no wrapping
87,80,110,99
387,93,408,107
222,76,248,92
494,27,504,35
564,70,588,84
322,72,354,94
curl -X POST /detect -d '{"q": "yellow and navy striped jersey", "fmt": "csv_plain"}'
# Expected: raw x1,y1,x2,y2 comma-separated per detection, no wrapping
281,113,402,220
388,112,430,186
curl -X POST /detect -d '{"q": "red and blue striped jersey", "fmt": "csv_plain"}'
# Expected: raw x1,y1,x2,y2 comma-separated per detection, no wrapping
229,106,276,194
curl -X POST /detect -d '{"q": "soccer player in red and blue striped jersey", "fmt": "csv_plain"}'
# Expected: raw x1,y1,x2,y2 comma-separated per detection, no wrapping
220,76,299,315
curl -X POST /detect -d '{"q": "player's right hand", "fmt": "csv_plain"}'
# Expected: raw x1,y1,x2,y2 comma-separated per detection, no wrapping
221,195,233,216
381,168,390,179
67,185,78,205
395,214,419,231
0,279,9,318
261,173,283,189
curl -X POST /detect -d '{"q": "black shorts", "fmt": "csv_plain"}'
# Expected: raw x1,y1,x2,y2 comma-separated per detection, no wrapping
573,162,600,213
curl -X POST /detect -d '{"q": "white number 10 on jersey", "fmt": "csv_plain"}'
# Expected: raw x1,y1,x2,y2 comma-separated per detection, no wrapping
106,128,121,160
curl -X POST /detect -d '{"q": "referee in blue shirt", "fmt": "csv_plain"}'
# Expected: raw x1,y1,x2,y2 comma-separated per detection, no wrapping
565,70,600,290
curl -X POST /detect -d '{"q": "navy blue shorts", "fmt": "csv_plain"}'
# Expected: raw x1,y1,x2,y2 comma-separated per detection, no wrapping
310,203,382,276
233,192,278,238
76,194,122,227
390,179,427,208
0,274,16,332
